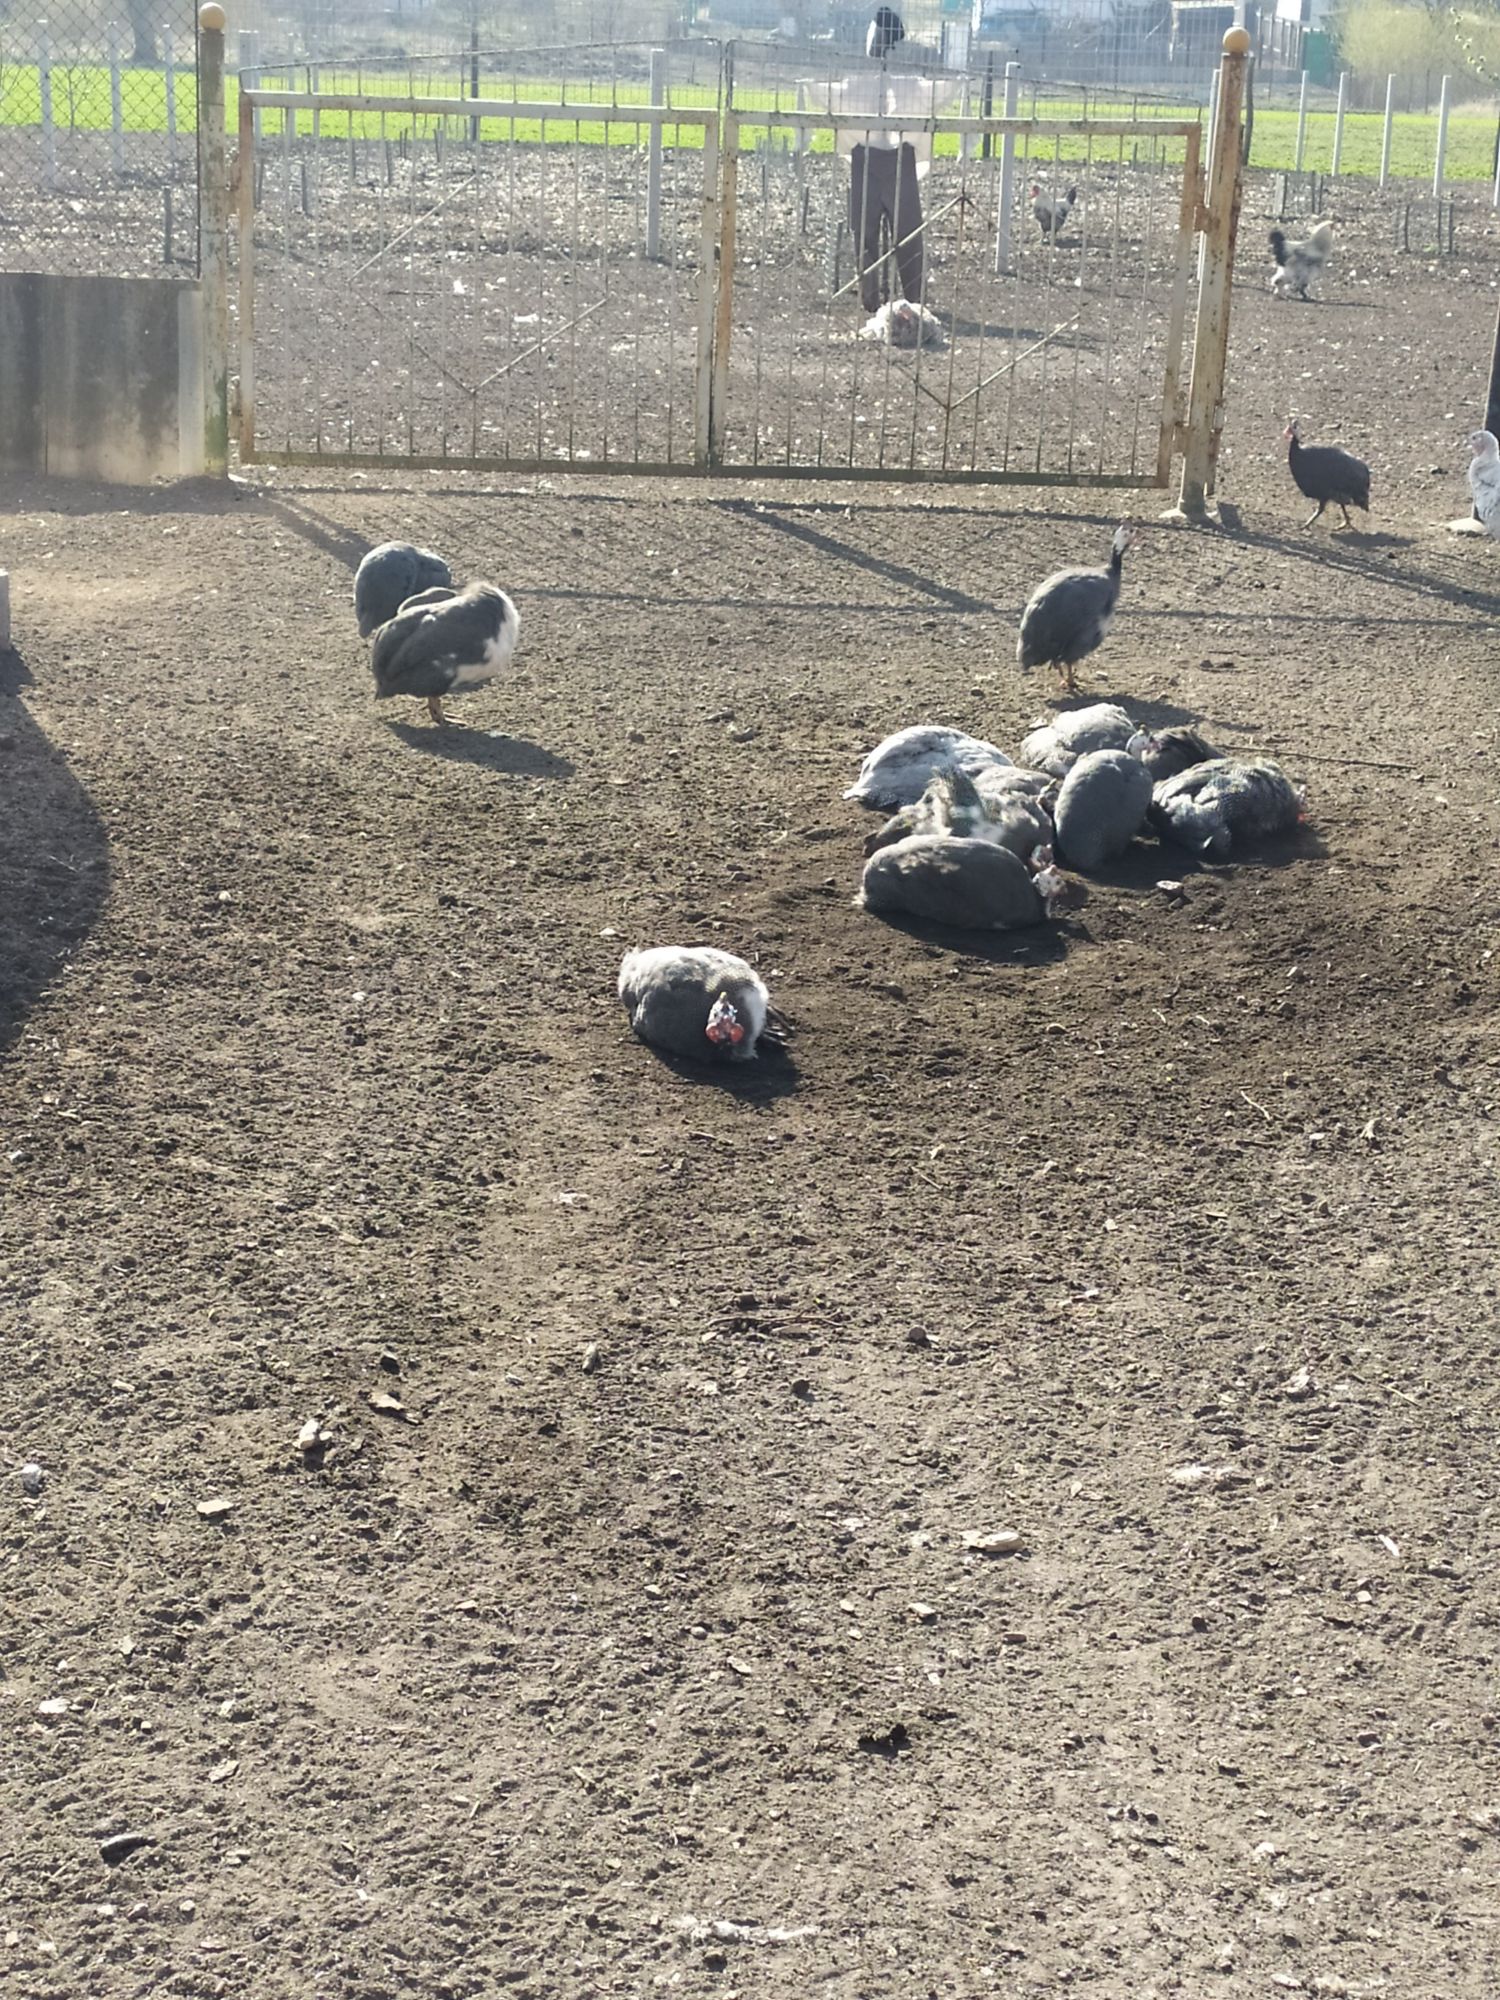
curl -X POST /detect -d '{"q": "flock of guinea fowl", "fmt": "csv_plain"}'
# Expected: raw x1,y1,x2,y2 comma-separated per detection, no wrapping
354,520,1307,1069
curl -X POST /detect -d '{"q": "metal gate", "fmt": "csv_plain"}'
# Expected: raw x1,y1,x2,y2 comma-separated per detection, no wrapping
235,85,1202,489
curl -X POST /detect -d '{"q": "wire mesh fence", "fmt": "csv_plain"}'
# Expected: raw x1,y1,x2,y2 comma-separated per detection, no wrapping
0,1,201,275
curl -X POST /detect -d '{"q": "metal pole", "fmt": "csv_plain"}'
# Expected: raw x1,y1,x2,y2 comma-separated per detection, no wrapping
164,27,178,171
108,24,125,175
0,573,10,652
1294,67,1307,172
39,21,57,191
994,59,1019,276
646,46,665,259
469,14,480,145
1380,73,1394,189
1173,28,1249,523
238,79,255,461
198,2,230,476
1433,74,1451,197
1331,68,1346,175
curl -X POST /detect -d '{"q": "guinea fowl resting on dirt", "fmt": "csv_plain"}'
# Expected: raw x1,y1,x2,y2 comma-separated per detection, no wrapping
1017,530,1134,695
843,726,1012,810
859,834,1046,930
1467,430,1500,541
1149,758,1305,857
1127,724,1219,782
865,764,1052,861
1020,701,1136,778
1052,749,1153,871
618,947,780,1064
1285,419,1370,532
1269,219,1332,300
1031,184,1077,239
369,581,519,727
353,541,454,638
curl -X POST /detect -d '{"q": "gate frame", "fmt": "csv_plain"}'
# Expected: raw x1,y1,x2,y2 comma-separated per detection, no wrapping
218,82,1236,492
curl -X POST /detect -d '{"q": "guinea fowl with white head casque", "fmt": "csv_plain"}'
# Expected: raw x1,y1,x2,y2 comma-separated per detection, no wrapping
369,581,520,728
1017,528,1134,696
618,947,783,1065
353,541,454,639
1284,418,1370,532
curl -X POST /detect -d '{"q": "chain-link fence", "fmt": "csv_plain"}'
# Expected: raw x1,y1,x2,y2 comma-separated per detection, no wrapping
0,0,200,276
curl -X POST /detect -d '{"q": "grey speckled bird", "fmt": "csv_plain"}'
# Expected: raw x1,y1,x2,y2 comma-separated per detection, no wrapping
618,946,779,1064
353,541,454,638
1052,749,1153,871
1149,757,1305,857
859,834,1045,931
370,582,520,727
1017,527,1134,694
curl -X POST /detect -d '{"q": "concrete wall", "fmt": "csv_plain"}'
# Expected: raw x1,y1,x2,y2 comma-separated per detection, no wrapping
0,275,204,484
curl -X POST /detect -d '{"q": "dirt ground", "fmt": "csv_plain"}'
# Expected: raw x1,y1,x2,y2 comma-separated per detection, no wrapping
3,212,1500,2000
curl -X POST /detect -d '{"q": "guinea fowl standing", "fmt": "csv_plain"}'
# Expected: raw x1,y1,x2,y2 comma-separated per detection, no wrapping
1017,529,1134,695
370,581,520,727
1284,419,1370,531
1467,430,1500,541
353,541,454,638
618,947,780,1065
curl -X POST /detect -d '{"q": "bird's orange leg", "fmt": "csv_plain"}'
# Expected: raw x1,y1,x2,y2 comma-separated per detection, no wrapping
426,695,449,727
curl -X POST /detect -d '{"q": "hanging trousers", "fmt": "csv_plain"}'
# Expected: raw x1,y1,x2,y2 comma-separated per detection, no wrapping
848,142,925,315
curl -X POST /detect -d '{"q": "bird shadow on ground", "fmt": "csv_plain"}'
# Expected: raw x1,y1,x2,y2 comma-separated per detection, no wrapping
863,909,1069,965
635,1041,801,1101
386,722,575,778
1078,822,1330,896
1023,687,1217,732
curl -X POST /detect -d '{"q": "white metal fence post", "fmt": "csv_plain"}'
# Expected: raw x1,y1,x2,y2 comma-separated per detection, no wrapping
1492,111,1500,209
1294,68,1307,172
108,23,125,174
163,27,178,171
1174,28,1249,523
1379,72,1394,188
238,27,260,139
994,59,1020,276
39,22,57,191
646,46,666,259
198,2,230,476
1331,68,1347,174
1433,73,1451,196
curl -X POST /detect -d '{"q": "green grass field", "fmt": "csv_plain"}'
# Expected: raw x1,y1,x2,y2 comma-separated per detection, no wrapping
1,61,1495,179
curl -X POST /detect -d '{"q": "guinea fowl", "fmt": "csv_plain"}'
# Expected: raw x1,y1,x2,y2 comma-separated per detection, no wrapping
859,835,1045,930
1127,724,1219,782
369,581,520,727
865,4,906,58
1031,183,1078,240
1284,418,1370,531
1149,758,1305,857
1017,528,1134,694
843,725,1012,811
1269,219,1332,301
1467,430,1500,540
353,541,454,638
618,947,779,1065
1019,701,1136,778
864,765,1052,861
1052,750,1153,870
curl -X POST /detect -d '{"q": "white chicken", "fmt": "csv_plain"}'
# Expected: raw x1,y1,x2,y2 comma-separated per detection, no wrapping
1466,430,1500,541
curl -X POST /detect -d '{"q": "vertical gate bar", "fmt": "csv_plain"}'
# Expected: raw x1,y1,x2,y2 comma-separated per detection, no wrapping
848,137,876,466
646,47,666,258
1293,69,1307,173
280,107,292,452
237,86,256,462
39,23,56,192
1433,74,1451,197
1156,120,1200,488
712,111,739,466
695,114,721,467
1122,135,1153,478
630,114,643,463
599,110,612,464
1174,32,1248,520
198,6,230,476
994,60,1019,274
1380,73,1395,191
1065,130,1094,471
1331,69,1347,176
164,29,178,175
108,25,125,177
1034,130,1063,471
534,115,547,461
504,110,516,461
937,135,975,472
665,123,679,462
567,117,581,462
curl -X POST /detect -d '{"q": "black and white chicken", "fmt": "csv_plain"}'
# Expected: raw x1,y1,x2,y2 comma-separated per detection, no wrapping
1031,183,1077,240
353,541,454,639
865,5,906,59
1269,219,1332,301
369,581,520,727
1284,418,1370,532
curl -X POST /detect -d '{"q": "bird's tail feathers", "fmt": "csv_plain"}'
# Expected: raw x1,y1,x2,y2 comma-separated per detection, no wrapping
1268,227,1288,263
1306,219,1333,255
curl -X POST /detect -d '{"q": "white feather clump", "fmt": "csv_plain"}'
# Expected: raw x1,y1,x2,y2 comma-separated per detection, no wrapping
859,301,945,350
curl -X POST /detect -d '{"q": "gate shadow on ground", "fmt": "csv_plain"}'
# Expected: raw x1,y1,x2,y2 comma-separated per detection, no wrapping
0,650,110,1059
386,721,576,778
718,498,993,613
